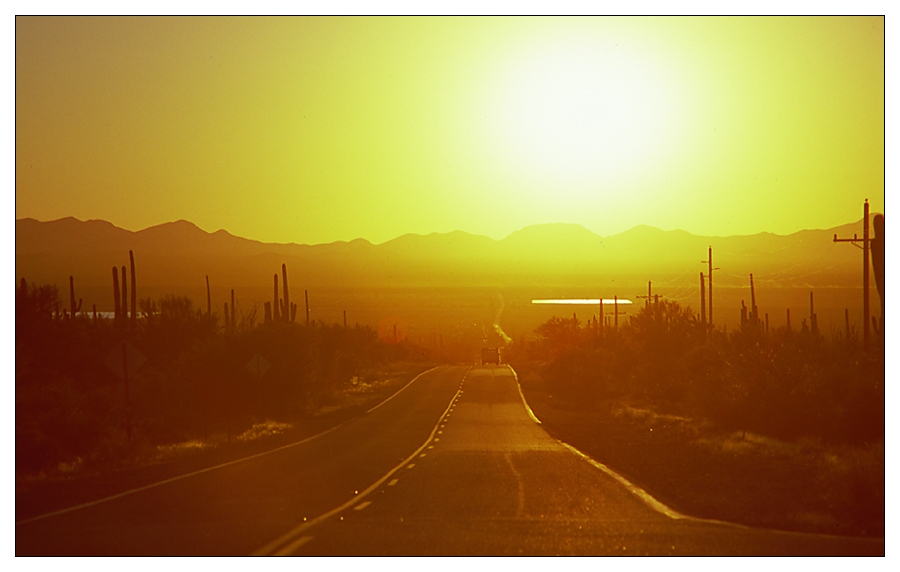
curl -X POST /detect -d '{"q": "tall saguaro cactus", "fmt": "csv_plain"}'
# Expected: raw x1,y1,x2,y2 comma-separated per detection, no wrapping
273,273,280,321
872,214,884,334
129,250,137,325
749,274,759,331
282,264,291,323
69,276,82,317
699,273,706,326
112,266,121,324
121,265,127,326
231,289,236,329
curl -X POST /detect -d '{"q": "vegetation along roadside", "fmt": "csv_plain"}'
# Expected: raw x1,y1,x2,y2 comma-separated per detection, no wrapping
509,298,883,538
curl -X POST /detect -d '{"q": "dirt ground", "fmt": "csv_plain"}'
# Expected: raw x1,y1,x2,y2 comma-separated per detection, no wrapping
514,363,884,538
16,363,433,523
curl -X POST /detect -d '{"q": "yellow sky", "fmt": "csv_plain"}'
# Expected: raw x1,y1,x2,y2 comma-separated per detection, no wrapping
15,16,884,245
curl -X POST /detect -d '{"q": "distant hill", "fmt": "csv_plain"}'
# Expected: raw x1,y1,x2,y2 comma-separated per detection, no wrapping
16,216,878,328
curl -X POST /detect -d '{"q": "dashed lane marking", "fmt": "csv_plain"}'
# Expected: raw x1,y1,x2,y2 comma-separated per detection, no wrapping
251,383,464,556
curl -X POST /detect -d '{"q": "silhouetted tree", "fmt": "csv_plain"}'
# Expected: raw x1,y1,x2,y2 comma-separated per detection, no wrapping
534,315,582,355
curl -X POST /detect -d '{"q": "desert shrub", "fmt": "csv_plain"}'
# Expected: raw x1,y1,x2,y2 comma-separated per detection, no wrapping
530,301,883,445
16,284,398,475
542,346,618,404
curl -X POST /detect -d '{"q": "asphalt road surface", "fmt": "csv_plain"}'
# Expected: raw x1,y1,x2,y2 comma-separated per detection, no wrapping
16,365,884,556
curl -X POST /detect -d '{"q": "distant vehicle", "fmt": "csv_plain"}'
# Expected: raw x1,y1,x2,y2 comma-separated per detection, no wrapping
481,347,500,365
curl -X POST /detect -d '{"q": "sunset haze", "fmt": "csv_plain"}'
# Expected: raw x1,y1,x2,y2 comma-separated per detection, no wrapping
16,16,884,245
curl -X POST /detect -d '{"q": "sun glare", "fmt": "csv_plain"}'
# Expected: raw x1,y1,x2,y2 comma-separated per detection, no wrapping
487,34,677,192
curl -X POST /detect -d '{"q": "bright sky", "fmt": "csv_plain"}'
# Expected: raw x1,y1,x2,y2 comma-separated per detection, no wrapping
15,16,885,245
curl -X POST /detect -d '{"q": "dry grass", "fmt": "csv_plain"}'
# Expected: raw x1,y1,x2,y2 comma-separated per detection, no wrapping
516,363,884,538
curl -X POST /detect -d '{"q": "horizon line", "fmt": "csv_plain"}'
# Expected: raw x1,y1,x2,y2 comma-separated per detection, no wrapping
15,214,880,248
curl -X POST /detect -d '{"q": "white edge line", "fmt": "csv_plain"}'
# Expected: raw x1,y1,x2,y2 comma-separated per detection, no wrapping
509,363,704,522
366,365,440,414
510,365,885,543
508,365,541,425
251,386,463,556
17,365,442,527
565,442,885,542
559,442,695,521
16,423,347,526
272,536,313,556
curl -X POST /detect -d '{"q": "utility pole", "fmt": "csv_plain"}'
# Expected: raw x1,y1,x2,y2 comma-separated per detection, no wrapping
637,281,652,308
701,248,718,329
834,199,871,350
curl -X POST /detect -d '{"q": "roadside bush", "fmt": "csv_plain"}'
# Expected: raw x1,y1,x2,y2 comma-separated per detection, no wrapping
529,300,884,446
542,346,618,404
15,283,398,476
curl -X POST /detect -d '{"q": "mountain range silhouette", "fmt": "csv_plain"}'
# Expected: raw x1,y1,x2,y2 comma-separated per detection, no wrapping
16,216,878,334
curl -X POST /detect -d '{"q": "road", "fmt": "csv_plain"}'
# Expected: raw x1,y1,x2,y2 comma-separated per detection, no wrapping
16,365,884,555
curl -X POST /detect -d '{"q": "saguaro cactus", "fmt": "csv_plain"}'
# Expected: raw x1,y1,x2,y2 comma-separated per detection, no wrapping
69,276,82,317
112,266,121,324
749,274,759,329
872,214,884,334
121,265,127,325
282,264,291,322
273,274,280,321
129,250,137,324
699,273,706,326
231,289,236,329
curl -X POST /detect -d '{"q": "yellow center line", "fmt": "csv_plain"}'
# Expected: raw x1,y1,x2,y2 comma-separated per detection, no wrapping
252,384,463,556
273,536,312,556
